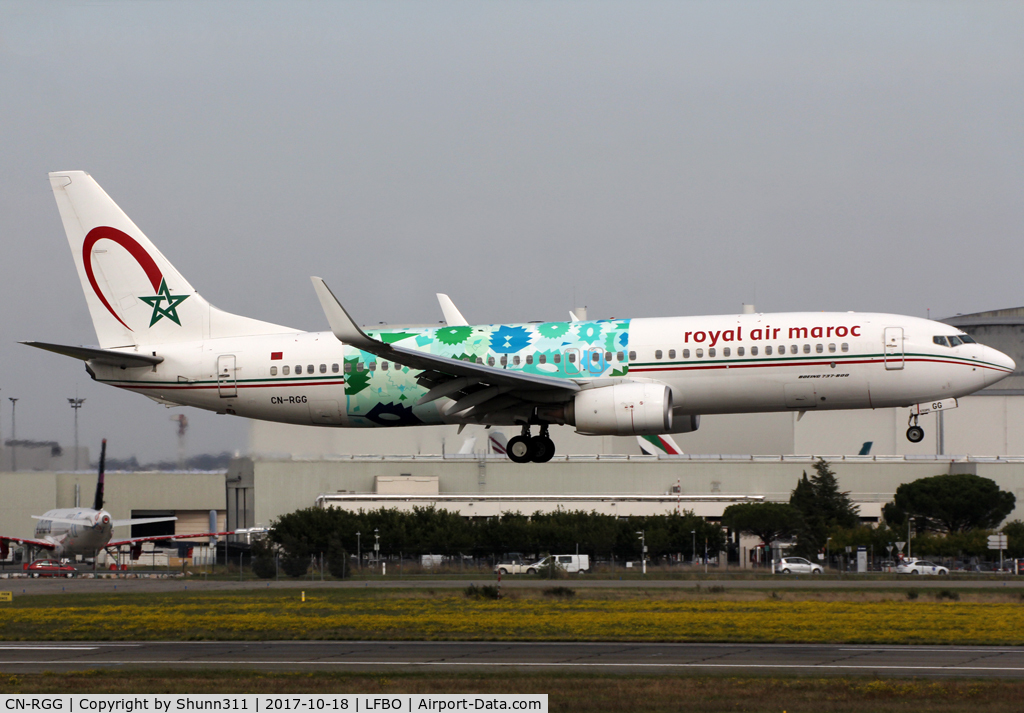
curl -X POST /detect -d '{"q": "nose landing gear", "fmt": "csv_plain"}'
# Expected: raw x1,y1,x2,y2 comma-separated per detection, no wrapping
906,412,925,443
506,424,556,463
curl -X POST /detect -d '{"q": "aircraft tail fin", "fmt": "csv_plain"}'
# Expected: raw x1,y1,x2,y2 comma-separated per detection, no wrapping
93,439,106,510
637,434,684,456
49,171,293,348
489,431,508,456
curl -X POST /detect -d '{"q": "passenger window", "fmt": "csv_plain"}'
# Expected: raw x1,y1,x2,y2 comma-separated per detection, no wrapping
307,364,314,373
567,353,576,363
539,354,546,364
526,355,533,365
592,352,601,363
629,351,637,360
270,366,278,376
487,356,495,366
356,362,364,372
295,365,302,374
696,348,704,358
283,365,291,375
792,346,798,355
655,350,663,359
841,343,849,352
751,346,758,356
616,351,624,362
501,355,508,366
476,357,483,364
513,356,520,366
803,345,811,354
828,344,836,353
554,353,561,364
777,346,785,355
815,344,822,353
369,362,376,371
723,347,730,357
344,362,352,374
605,351,612,362
381,362,389,371
933,336,949,347
332,363,340,373
320,364,327,373
709,347,717,357
765,346,772,356
668,349,676,359
737,347,744,356
683,349,690,358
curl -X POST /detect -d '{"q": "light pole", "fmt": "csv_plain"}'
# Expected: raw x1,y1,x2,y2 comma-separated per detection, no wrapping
636,530,646,575
691,530,696,567
68,397,85,471
826,536,832,572
374,528,380,569
356,531,361,571
8,398,18,472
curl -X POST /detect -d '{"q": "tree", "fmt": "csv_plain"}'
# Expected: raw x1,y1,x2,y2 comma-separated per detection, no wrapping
722,503,801,548
883,473,1016,534
789,459,859,556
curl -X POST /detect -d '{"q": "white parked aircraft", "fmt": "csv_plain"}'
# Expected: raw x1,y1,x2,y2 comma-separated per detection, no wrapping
26,172,1015,463
0,440,230,561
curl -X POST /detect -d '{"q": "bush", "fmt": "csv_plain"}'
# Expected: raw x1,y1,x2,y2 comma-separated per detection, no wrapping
250,540,277,579
464,584,500,600
935,589,960,601
542,586,576,598
906,590,919,600
280,552,311,578
327,537,348,579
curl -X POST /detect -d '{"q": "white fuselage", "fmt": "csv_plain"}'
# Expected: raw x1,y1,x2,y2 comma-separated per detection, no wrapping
84,311,1014,430
33,509,114,559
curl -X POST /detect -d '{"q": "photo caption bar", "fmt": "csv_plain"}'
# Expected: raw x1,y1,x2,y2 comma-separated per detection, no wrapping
0,696,548,713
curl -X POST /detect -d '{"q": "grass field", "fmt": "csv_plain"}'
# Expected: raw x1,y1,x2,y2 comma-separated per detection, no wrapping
3,586,1024,645
3,671,1024,712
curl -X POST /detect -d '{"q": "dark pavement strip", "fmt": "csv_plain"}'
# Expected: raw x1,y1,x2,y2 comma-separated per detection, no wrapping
2,576,1023,595
3,641,1024,677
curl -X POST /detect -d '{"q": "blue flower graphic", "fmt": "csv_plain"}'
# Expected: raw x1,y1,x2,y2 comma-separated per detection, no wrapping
490,325,532,353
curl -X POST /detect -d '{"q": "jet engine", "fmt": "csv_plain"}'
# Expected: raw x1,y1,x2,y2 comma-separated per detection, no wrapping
570,382,673,436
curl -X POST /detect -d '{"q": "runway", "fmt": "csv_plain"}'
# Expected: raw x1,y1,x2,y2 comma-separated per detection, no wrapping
3,641,1024,678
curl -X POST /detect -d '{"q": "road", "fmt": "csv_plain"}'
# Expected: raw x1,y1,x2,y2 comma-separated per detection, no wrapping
2,575,1023,595
2,641,1024,678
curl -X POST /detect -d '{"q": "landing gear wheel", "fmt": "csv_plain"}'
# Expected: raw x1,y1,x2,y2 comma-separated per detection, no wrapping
906,426,925,443
531,436,556,463
507,435,535,464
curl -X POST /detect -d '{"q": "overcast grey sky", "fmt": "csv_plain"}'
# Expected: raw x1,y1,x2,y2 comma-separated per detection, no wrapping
2,1,1023,464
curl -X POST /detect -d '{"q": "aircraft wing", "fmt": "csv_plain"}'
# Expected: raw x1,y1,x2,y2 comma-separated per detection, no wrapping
21,341,163,369
107,530,235,549
0,535,57,559
312,278,580,418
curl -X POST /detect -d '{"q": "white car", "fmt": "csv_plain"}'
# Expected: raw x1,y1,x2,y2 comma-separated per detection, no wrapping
897,559,949,575
777,557,823,575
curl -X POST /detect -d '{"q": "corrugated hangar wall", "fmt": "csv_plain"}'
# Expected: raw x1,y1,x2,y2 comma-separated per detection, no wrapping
228,455,1024,531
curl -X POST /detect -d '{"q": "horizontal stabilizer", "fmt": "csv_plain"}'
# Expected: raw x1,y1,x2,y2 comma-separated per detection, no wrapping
21,341,163,368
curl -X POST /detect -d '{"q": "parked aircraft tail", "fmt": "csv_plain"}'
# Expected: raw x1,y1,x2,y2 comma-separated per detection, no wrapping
93,439,106,510
48,171,293,349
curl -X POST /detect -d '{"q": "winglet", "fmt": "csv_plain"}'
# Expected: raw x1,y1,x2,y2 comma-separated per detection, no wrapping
437,293,469,326
310,277,377,350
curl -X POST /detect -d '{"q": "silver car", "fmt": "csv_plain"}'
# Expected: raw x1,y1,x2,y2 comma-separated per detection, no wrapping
777,557,823,574
897,559,949,575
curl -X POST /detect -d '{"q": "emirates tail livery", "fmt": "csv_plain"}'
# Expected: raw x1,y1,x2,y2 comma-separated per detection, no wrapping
26,172,1014,463
0,440,231,561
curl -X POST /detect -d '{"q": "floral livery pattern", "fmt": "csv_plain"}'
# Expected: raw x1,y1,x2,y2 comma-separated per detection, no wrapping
344,319,631,427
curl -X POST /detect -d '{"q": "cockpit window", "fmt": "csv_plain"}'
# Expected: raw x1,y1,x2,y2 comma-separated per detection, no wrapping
933,336,949,347
960,334,976,344
948,336,963,347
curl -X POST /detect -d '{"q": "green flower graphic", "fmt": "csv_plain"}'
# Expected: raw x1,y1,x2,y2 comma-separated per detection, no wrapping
436,326,473,346
537,322,570,339
577,323,604,345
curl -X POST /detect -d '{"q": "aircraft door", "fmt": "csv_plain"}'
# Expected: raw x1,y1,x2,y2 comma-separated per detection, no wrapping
217,354,237,397
564,348,580,375
586,348,605,374
883,327,904,370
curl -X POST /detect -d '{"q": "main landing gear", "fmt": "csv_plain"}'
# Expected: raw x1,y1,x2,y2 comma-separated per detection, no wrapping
906,412,925,443
507,424,556,464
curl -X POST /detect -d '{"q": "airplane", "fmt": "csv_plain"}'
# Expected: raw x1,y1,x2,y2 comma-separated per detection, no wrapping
0,439,230,562
23,171,1015,464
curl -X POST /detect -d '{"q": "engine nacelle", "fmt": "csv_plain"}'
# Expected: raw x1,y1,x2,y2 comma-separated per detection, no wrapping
570,382,673,436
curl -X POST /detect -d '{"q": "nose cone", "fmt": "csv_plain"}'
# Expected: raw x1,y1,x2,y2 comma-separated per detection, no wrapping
983,347,1016,386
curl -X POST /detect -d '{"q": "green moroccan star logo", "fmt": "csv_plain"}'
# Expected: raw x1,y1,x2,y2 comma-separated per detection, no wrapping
139,279,189,327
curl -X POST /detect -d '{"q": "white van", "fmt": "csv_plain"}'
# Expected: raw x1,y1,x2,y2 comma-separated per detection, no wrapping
529,554,591,574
